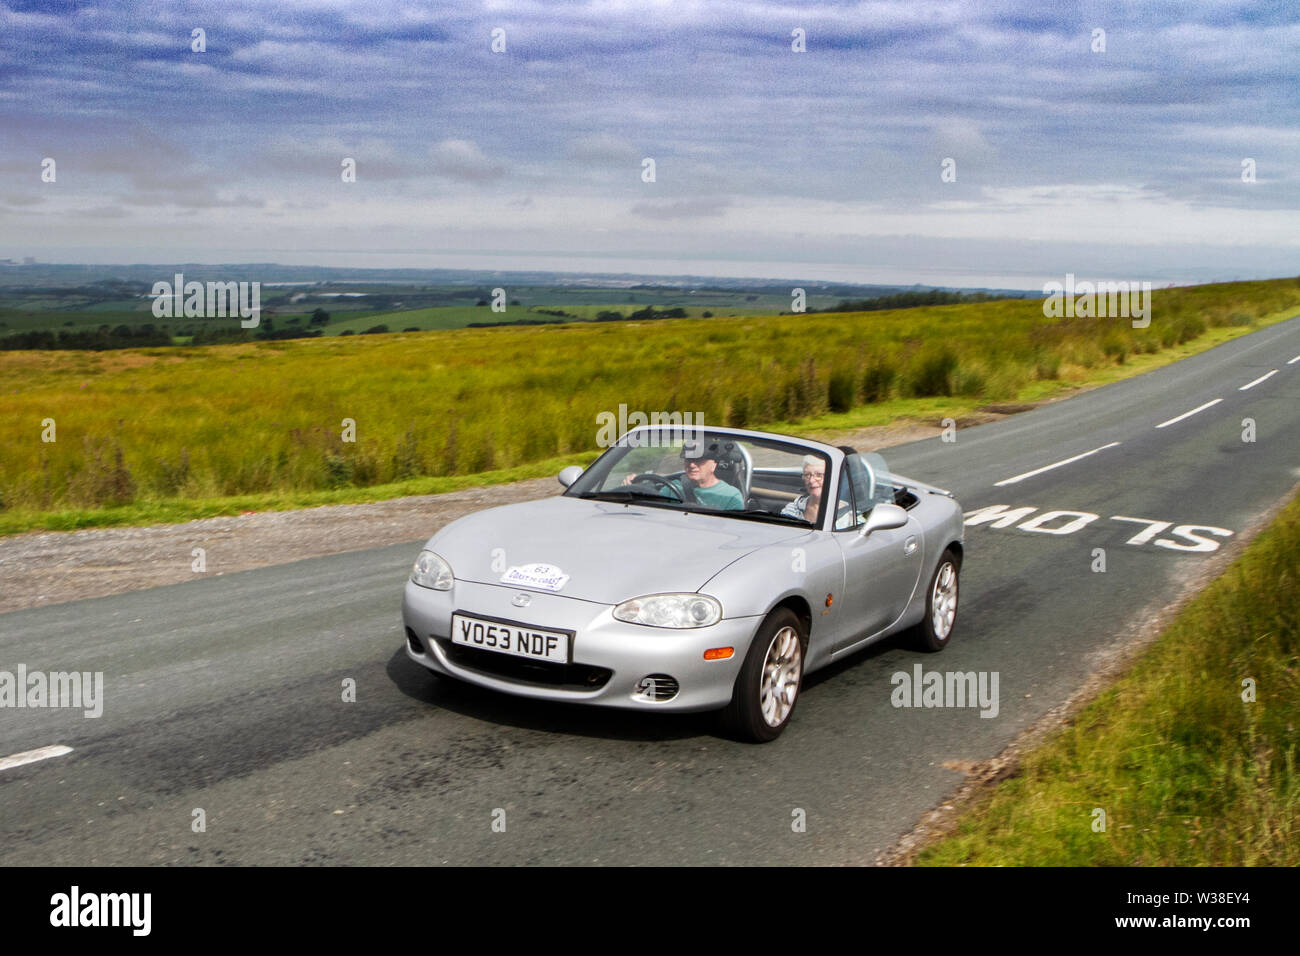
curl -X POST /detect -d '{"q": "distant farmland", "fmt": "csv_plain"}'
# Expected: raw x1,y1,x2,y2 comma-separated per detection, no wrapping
0,283,853,340
1,277,1297,526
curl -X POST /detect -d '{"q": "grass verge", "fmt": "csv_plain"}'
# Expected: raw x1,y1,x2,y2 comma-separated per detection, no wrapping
0,452,594,535
915,487,1300,866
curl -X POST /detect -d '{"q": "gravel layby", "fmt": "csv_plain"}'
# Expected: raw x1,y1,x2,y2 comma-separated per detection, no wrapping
0,478,557,615
0,418,986,616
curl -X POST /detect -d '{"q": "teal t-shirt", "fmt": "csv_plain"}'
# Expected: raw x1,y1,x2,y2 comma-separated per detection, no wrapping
660,476,744,510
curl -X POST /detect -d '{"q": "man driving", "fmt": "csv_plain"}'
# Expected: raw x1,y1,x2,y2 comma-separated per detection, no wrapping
621,438,744,510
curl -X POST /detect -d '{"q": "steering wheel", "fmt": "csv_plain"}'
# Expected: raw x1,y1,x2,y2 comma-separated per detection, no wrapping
627,473,684,502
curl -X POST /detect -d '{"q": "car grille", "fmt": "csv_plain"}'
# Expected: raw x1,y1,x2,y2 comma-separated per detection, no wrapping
435,637,612,691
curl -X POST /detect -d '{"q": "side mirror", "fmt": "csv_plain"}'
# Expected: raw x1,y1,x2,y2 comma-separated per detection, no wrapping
557,465,584,488
858,502,908,537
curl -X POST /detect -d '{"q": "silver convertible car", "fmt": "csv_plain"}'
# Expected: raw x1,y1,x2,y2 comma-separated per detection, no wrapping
402,425,964,741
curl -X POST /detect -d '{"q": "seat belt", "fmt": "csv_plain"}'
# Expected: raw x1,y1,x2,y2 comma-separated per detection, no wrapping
680,478,699,504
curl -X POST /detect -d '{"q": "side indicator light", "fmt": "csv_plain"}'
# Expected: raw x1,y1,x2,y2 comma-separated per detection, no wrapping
703,647,734,661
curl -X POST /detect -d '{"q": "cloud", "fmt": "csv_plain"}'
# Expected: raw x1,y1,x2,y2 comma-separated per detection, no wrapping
78,205,129,219
428,139,506,182
568,133,641,166
0,0,1294,284
630,198,733,220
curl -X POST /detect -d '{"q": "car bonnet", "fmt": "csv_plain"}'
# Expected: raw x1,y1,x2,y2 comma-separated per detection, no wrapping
429,495,809,605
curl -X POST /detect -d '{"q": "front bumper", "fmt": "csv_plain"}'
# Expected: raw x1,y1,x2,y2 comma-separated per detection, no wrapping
401,578,757,712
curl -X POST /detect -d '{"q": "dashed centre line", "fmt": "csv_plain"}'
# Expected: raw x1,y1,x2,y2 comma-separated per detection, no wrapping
994,442,1121,487
1238,369,1278,391
1155,399,1222,429
0,744,72,773
995,349,1295,489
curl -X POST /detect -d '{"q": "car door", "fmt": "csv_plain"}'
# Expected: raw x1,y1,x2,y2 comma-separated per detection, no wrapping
830,457,925,653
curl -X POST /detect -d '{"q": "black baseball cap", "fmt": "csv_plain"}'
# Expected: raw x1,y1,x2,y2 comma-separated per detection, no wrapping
680,438,734,461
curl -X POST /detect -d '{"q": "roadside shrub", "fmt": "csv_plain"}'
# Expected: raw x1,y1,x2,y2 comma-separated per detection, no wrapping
861,360,896,403
66,436,136,507
782,357,823,419
155,448,191,496
440,417,459,475
726,396,750,428
954,365,987,396
350,447,381,486
1177,314,1207,343
323,453,353,488
827,367,856,413
1101,334,1128,364
909,348,958,397
392,427,423,481
1132,333,1161,355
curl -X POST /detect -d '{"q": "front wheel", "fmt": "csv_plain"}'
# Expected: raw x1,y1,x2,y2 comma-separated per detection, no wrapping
722,608,805,742
915,548,960,652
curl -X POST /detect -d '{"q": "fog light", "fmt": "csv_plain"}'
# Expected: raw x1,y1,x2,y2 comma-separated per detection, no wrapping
635,675,679,701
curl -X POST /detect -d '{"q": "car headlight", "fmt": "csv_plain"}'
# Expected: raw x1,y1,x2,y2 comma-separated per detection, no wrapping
612,593,722,628
410,550,454,590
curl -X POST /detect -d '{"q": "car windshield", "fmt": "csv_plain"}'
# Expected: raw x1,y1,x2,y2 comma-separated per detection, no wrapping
565,429,832,526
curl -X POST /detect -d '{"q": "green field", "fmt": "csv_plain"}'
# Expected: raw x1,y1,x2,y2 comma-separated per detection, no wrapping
916,486,1300,866
0,284,850,339
1,277,1297,533
334,301,786,335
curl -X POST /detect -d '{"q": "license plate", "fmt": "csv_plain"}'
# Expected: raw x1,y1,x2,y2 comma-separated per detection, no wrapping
450,613,571,664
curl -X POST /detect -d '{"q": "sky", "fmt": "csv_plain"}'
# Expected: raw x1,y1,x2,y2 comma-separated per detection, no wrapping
0,0,1297,289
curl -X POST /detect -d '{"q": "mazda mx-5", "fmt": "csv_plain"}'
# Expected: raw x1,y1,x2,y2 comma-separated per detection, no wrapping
402,425,964,741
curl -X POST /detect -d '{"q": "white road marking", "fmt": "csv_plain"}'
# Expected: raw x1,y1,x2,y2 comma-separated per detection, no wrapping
1288,355,1300,365
994,442,1121,487
1238,369,1277,391
1155,399,1222,429
967,507,1234,553
0,744,72,772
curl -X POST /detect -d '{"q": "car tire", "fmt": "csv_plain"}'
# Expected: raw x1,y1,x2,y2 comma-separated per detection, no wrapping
915,548,960,652
722,607,805,742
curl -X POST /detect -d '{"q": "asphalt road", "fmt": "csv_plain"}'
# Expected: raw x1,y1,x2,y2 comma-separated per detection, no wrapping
2,316,1298,865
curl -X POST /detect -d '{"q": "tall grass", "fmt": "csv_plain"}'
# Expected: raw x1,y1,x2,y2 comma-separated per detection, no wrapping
1,277,1298,514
